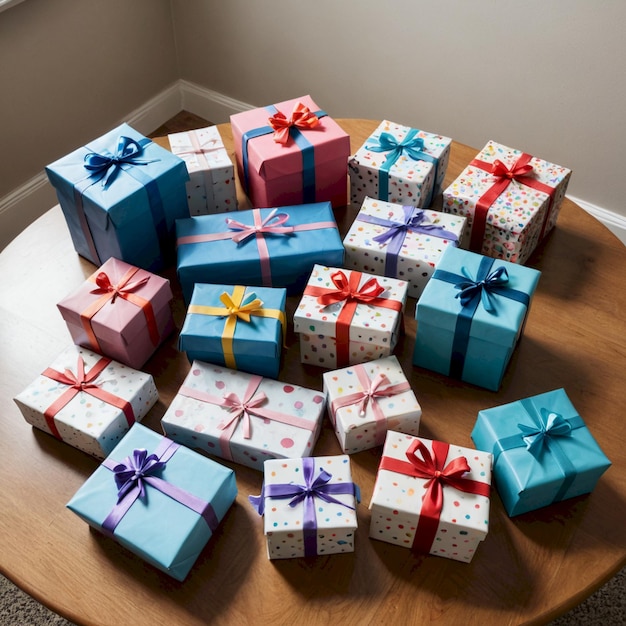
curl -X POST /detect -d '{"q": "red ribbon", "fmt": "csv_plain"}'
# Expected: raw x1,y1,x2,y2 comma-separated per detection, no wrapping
469,153,556,252
42,356,135,440
268,102,321,145
303,270,403,366
379,439,490,554
80,266,160,353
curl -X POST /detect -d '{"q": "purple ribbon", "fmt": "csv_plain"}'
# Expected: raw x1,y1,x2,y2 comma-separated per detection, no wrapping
101,438,219,536
249,457,359,557
358,206,458,276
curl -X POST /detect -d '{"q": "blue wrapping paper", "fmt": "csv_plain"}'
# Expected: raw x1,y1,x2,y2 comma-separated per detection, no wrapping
66,423,237,580
471,388,611,516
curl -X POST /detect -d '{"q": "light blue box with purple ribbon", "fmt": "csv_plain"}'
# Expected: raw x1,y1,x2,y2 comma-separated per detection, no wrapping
66,423,237,580
413,246,541,390
471,388,611,516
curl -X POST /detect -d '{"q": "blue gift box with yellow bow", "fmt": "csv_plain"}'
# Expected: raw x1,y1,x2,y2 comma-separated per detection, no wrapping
46,123,189,271
66,423,237,581
413,246,541,390
471,388,611,516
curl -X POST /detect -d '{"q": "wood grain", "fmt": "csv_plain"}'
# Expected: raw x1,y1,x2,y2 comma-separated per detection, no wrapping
0,120,624,626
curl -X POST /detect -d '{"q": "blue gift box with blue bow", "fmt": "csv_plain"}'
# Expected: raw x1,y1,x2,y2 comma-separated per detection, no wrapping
471,388,611,516
46,123,189,271
413,246,541,390
66,423,237,580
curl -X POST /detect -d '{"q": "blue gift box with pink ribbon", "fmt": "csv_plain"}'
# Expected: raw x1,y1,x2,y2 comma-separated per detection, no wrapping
46,123,189,271
471,388,611,516
66,423,237,581
413,245,541,391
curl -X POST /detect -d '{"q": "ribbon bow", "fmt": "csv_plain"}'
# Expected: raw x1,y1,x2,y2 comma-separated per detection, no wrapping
225,207,294,244
219,290,264,322
367,131,427,162
111,448,166,503
317,270,386,307
518,408,573,458
90,270,150,304
53,356,103,391
354,372,393,416
268,102,321,145
217,389,269,439
490,158,534,182
454,265,509,313
83,135,154,188
373,208,429,245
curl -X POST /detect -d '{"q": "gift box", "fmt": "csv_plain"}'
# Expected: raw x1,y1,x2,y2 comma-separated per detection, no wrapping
178,283,286,379
176,202,344,301
248,455,359,559
471,388,611,516
45,123,189,271
13,345,158,459
161,361,325,472
442,140,571,264
343,197,467,298
322,355,421,454
294,264,408,369
66,423,237,580
369,431,492,563
168,126,238,215
413,246,540,391
57,257,174,370
230,95,350,208
348,120,452,208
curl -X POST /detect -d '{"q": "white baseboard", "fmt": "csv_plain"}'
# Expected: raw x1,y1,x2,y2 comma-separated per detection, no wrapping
179,79,255,123
569,196,626,246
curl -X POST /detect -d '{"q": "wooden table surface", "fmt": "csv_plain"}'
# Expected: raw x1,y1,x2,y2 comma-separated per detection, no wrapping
1,120,625,626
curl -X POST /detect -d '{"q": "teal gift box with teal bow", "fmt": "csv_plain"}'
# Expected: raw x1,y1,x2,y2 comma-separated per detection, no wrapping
46,123,189,271
66,423,237,581
413,246,541,390
471,388,611,516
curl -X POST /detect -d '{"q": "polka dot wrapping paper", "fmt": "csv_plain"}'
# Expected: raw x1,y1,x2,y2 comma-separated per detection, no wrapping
168,126,238,216
369,431,492,563
161,361,326,472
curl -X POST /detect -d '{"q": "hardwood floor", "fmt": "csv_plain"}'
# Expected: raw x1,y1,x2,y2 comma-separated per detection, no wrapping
148,111,213,137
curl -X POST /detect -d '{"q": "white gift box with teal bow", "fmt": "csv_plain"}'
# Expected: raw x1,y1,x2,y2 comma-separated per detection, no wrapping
413,246,541,390
471,388,611,516
348,120,452,208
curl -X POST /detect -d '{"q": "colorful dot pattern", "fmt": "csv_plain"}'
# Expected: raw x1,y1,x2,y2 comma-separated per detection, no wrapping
369,431,493,563
161,361,326,472
262,455,358,559
13,345,158,459
322,355,422,454
348,120,452,207
343,196,468,299
442,140,571,264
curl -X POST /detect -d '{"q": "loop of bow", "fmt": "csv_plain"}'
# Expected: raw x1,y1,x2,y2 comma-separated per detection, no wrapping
317,270,385,307
455,265,509,313
217,389,269,439
225,208,294,244
367,131,426,162
268,102,321,145
518,408,573,458
90,271,150,304
53,356,103,391
111,448,167,503
219,291,264,322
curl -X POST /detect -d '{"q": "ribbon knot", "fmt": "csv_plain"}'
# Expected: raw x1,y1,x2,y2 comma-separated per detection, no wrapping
356,372,392,416
219,291,264,322
518,408,573,457
367,131,426,162
268,102,321,145
455,265,509,313
111,448,166,503
217,389,268,439
91,270,150,304
490,158,534,182
317,270,385,307
225,208,295,244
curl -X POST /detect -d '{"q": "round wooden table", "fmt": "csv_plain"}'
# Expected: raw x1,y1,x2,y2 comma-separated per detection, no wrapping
1,120,624,625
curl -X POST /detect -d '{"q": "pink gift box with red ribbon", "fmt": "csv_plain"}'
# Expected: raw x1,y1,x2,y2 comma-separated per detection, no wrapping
230,95,351,209
57,257,175,369
442,140,571,264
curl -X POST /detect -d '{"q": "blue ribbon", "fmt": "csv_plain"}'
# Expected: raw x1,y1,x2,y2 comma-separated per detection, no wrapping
240,105,327,204
433,257,530,379
366,129,438,205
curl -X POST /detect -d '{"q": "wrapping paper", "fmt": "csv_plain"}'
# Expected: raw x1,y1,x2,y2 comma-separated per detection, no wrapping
168,126,238,215
14,345,157,459
45,123,189,271
369,431,492,563
343,197,467,298
230,95,350,208
66,423,237,580
176,202,344,301
323,355,421,453
161,361,325,471
471,388,611,516
57,257,174,370
442,140,571,264
348,120,452,208
413,246,540,390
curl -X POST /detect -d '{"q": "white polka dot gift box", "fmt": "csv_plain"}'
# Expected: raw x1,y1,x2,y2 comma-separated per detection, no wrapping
168,126,238,216
161,361,326,472
348,120,452,208
369,431,492,563
13,344,158,459
343,196,467,299
293,264,408,369
322,355,421,454
442,140,571,264
248,455,360,559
